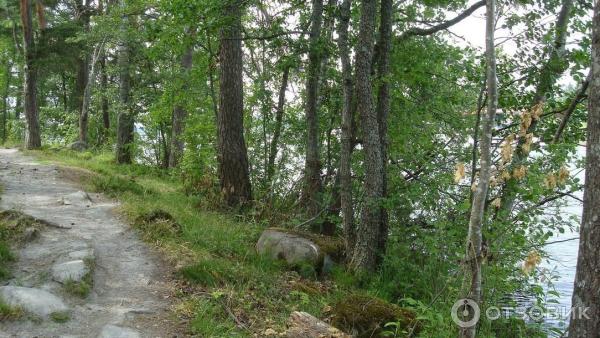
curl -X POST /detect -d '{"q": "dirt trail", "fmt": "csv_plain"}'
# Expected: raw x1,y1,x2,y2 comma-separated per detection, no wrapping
0,149,177,337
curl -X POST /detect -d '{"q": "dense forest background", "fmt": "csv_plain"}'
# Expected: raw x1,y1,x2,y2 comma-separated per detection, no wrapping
0,0,596,336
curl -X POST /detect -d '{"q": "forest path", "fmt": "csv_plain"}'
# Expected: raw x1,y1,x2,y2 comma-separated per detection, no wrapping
0,149,177,337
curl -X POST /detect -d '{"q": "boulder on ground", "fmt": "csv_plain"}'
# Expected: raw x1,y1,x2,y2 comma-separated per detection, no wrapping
0,286,69,318
51,260,90,283
256,228,343,274
257,229,321,267
286,311,351,338
98,324,141,338
69,141,88,151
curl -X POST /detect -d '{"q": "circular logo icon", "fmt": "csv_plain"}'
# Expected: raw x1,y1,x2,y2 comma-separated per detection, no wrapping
451,299,480,328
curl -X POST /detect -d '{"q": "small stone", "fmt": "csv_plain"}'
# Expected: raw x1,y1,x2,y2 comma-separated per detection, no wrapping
0,286,69,318
67,248,95,260
51,260,89,283
98,324,141,338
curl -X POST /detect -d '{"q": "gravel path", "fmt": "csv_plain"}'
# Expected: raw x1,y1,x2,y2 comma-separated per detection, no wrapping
0,149,177,337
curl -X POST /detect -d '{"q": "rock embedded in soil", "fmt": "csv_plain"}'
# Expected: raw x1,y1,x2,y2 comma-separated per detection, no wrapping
67,248,95,260
51,260,90,283
60,191,93,206
0,286,69,318
257,229,322,267
98,324,141,338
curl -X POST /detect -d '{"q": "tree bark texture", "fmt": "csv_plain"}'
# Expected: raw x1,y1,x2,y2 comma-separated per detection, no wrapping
20,0,41,149
168,44,194,168
568,1,600,335
115,5,134,164
217,0,252,206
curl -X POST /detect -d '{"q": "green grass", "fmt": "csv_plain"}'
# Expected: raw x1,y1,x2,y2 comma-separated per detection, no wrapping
27,148,417,337
49,310,70,323
0,298,23,321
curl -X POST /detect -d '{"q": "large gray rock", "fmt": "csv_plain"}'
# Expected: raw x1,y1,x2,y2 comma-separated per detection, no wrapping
256,229,322,266
98,324,141,338
69,141,88,152
0,286,69,318
51,260,89,283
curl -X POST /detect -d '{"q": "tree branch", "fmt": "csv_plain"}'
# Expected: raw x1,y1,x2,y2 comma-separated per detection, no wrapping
399,0,485,39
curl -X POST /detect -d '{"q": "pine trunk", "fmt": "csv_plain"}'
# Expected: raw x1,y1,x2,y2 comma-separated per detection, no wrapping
337,0,355,253
115,5,134,164
217,0,252,206
20,0,41,149
301,0,324,225
567,1,600,335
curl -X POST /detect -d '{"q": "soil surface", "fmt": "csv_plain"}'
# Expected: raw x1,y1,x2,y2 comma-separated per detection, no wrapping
0,149,179,337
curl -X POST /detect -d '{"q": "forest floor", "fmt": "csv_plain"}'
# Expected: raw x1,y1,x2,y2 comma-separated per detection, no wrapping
0,149,182,337
0,147,419,337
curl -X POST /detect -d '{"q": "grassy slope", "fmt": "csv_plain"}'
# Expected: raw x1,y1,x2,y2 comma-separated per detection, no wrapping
27,149,364,337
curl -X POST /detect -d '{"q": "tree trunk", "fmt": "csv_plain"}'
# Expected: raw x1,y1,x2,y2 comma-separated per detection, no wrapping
217,0,252,206
459,1,497,337
267,64,290,182
337,0,355,254
2,60,11,143
20,0,41,149
168,43,194,168
301,0,324,226
567,1,600,335
79,43,104,144
115,3,134,164
374,0,392,258
73,0,91,113
99,0,110,141
350,0,383,272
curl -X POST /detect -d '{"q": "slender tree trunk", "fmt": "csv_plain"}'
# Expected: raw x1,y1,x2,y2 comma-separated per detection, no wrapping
301,0,324,226
350,0,383,272
267,64,290,182
568,1,600,335
79,43,104,144
337,0,355,253
459,1,497,337
217,0,252,206
168,42,194,168
2,60,11,143
73,0,91,113
99,0,110,140
115,3,134,164
20,0,41,149
100,52,110,130
374,0,392,257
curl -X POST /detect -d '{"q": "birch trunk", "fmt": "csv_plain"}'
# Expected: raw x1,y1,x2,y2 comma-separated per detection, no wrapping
567,1,600,335
459,0,497,337
79,43,104,144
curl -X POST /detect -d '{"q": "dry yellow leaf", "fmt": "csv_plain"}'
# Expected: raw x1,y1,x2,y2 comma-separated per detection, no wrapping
558,166,569,185
454,162,466,184
491,197,502,208
513,166,527,180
